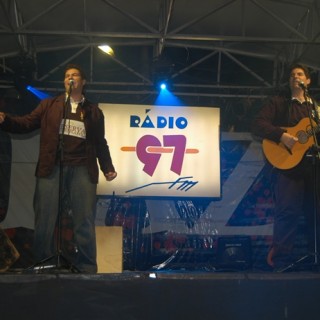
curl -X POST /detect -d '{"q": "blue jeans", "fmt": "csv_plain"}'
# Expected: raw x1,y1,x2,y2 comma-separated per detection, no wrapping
33,165,97,273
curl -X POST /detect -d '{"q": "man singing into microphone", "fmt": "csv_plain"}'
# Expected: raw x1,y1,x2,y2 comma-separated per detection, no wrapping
252,63,320,272
0,64,117,273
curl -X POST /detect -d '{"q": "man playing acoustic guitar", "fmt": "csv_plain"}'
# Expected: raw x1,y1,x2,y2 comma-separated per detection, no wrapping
252,63,320,272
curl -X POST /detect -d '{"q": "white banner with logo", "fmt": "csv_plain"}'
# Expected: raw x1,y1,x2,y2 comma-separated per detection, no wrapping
97,104,221,198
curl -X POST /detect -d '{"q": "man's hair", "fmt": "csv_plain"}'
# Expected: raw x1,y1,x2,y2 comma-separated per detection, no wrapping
288,63,311,79
64,63,87,80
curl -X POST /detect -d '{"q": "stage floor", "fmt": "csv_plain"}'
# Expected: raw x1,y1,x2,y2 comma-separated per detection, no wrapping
1,270,320,320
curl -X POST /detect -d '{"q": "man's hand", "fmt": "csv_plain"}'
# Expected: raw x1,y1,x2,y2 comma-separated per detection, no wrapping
280,132,298,149
0,112,5,124
104,171,117,181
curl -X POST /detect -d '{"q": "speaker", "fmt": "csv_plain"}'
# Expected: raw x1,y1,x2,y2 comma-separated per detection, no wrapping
217,236,252,270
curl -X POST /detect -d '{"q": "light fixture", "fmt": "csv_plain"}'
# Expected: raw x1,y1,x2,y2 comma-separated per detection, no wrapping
160,82,167,90
98,45,115,56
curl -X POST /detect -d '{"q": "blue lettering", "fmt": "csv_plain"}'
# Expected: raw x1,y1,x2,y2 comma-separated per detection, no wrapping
157,116,167,128
141,115,155,128
130,115,188,129
176,117,188,129
130,115,140,127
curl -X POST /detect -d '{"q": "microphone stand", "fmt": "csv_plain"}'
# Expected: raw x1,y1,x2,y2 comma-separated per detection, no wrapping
279,85,320,272
28,81,80,273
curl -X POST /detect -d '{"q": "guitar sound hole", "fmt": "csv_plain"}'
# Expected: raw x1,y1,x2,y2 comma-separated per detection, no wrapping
297,130,308,144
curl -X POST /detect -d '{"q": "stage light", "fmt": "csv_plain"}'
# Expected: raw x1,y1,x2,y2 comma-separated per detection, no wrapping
157,79,170,91
160,82,167,90
26,86,51,100
154,84,183,106
98,45,115,56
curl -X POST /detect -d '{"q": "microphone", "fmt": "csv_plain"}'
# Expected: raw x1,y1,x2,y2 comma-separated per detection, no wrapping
297,80,307,90
69,79,74,86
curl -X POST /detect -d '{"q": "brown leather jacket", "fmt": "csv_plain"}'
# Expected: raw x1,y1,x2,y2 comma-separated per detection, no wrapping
0,94,115,183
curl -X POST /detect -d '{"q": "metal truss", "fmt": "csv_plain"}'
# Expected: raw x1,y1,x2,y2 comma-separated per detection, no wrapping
0,0,319,101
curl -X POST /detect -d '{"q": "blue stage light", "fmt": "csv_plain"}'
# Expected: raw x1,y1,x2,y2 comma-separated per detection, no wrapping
155,85,183,106
160,83,167,90
26,86,51,100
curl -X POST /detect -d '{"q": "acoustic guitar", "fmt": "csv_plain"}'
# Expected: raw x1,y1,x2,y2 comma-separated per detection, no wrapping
262,117,318,169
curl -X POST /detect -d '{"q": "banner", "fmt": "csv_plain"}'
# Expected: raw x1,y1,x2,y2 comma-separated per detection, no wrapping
97,104,221,198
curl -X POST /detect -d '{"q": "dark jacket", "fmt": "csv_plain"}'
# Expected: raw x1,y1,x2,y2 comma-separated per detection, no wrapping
252,95,316,143
0,94,115,183
252,94,320,176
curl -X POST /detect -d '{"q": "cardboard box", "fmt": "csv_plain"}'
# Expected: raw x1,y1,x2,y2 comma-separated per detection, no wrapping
96,226,123,273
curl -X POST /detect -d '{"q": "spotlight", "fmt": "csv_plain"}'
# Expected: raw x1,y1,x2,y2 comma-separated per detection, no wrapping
154,81,183,106
98,45,115,56
156,79,171,91
160,82,167,90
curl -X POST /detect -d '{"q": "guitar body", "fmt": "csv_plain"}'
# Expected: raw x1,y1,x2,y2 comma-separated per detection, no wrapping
262,117,315,170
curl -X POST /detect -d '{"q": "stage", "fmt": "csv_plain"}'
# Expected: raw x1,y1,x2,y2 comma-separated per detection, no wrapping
1,270,320,320
1,130,319,319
